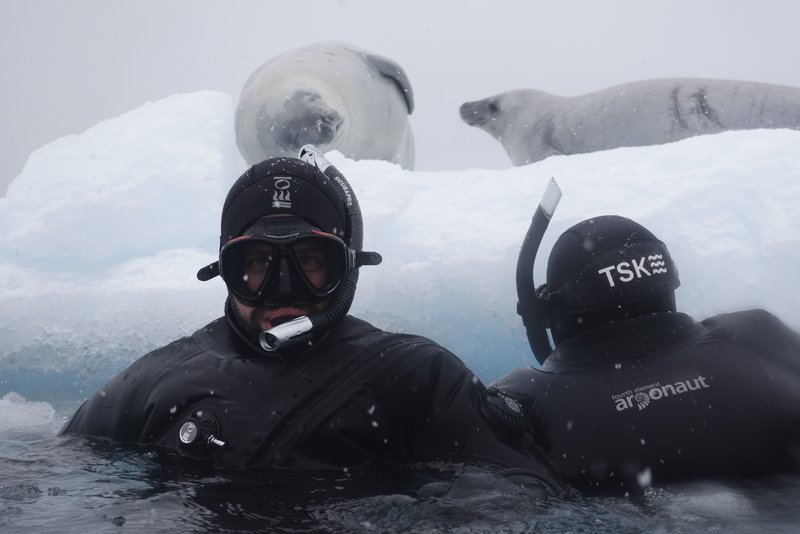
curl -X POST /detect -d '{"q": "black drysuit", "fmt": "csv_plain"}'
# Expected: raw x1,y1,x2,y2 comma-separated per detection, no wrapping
492,309,800,494
62,313,561,492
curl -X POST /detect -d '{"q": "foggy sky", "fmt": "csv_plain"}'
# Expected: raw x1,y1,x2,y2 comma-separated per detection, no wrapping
2,0,799,195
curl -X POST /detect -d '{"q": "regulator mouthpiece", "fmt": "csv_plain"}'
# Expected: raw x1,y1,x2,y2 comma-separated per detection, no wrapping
258,315,315,352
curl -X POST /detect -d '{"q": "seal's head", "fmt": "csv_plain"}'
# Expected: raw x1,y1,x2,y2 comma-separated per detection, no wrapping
257,90,345,157
540,215,680,344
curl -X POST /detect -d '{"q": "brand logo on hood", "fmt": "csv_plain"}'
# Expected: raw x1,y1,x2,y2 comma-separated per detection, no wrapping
597,254,667,288
272,177,292,208
333,175,353,207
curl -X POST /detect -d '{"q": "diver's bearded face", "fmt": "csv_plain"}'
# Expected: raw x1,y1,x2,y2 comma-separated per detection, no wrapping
222,230,341,332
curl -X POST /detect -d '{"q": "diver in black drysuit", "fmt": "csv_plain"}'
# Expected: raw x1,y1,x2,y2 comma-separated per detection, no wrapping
61,150,562,494
491,206,800,494
64,300,560,474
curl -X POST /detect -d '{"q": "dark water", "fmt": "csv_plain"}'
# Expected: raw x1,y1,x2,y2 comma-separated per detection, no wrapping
2,406,800,533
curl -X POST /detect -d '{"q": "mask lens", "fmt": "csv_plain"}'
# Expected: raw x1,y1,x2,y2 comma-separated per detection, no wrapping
219,240,275,304
219,234,348,305
241,243,275,293
290,236,347,296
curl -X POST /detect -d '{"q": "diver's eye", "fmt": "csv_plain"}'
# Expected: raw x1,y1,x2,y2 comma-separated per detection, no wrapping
245,254,272,274
296,252,326,274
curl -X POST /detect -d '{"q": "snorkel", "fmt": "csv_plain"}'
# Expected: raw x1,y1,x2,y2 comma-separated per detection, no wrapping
516,178,562,365
257,145,381,352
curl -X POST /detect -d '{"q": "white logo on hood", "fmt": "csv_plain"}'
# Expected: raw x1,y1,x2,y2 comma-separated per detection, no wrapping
597,254,667,288
271,177,292,208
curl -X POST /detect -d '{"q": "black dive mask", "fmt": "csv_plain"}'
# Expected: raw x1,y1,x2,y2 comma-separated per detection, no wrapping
219,227,351,308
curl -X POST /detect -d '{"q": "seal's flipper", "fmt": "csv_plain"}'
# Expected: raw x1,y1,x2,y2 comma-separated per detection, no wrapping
363,53,415,114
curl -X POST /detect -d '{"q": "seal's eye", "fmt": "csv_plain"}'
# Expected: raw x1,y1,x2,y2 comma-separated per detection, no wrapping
488,101,500,114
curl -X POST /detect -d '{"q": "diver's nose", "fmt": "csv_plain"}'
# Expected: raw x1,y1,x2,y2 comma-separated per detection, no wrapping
268,256,304,302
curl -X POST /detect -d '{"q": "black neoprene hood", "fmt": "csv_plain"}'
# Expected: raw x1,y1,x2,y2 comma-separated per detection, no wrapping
220,157,349,248
544,215,681,314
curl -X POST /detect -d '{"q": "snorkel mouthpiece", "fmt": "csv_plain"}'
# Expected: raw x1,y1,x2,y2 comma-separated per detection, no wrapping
259,316,315,352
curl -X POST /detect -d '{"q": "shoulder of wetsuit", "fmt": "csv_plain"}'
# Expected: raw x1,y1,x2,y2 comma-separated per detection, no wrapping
478,386,532,440
702,309,800,370
324,314,388,343
327,316,463,367
361,338,563,485
191,315,256,358
491,366,544,392
132,316,233,369
702,308,785,335
59,319,224,441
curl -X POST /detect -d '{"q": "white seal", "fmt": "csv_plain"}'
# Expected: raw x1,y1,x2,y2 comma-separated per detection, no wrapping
460,78,800,165
236,41,415,169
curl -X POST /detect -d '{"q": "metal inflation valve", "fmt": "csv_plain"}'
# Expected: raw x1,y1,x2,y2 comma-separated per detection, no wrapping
178,412,226,449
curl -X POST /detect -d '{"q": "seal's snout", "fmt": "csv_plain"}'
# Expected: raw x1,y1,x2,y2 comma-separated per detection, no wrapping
460,97,500,127
259,90,345,152
315,110,344,143
459,101,485,126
